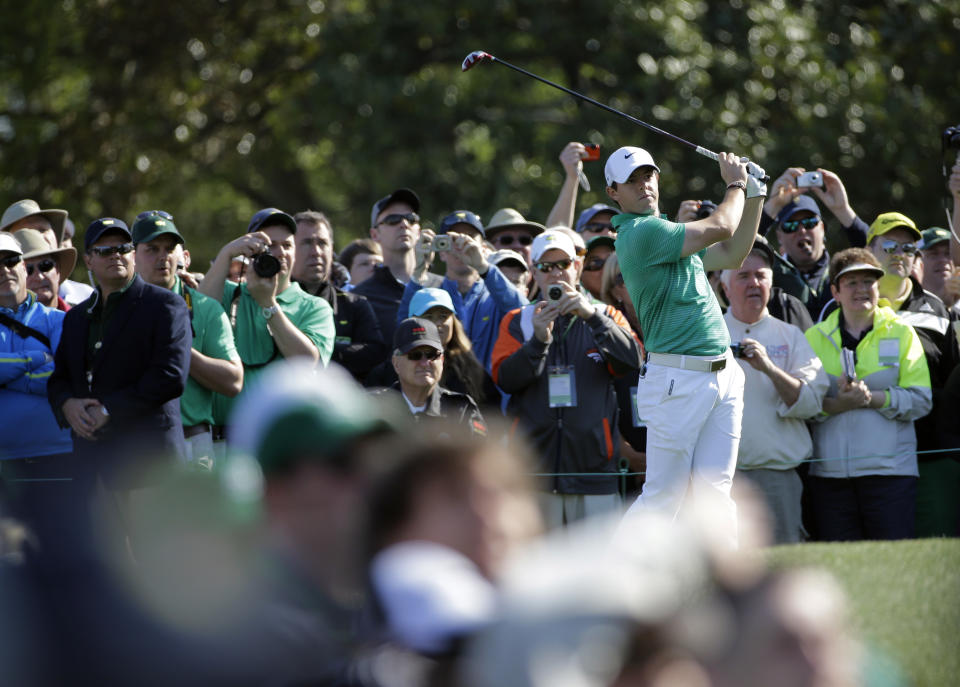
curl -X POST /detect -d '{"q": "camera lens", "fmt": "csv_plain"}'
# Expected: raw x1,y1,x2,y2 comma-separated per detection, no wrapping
548,285,563,301
253,252,281,278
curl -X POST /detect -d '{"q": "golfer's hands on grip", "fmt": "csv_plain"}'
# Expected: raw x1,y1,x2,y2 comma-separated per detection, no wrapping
718,152,749,187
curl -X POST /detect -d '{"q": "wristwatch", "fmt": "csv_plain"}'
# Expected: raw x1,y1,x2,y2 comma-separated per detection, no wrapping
261,305,280,320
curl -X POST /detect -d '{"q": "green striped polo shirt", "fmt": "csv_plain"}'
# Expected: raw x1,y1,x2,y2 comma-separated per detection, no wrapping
613,211,729,356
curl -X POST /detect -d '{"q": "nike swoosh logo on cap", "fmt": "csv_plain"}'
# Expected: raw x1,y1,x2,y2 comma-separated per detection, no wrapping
624,153,633,159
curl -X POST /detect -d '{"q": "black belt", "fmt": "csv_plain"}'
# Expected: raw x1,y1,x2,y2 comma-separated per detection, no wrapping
183,423,212,439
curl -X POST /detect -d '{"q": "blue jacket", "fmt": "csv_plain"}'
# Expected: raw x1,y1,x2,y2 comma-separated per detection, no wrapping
47,275,192,488
398,266,527,372
0,292,71,459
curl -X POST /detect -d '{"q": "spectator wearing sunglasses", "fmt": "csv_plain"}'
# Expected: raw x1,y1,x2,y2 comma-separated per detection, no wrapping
760,168,869,319
492,230,642,528
378,317,486,435
353,188,441,345
484,208,545,270
575,203,619,242
580,235,615,300
47,217,192,500
13,228,76,312
0,232,74,556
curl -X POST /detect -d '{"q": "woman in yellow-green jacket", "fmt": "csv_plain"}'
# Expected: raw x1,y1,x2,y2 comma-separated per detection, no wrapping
804,248,931,541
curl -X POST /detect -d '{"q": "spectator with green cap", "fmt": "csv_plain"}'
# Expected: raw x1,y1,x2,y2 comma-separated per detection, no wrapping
133,210,243,469
919,226,960,311
199,208,335,427
227,358,399,685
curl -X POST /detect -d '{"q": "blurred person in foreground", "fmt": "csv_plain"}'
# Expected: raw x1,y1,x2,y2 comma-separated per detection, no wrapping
13,228,77,312
292,210,386,380
805,249,931,540
608,145,764,546
374,316,487,436
400,210,527,373
132,211,243,469
200,208,334,422
721,247,829,544
492,230,642,527
365,429,541,660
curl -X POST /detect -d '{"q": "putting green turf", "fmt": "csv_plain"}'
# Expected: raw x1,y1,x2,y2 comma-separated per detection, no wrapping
766,539,960,687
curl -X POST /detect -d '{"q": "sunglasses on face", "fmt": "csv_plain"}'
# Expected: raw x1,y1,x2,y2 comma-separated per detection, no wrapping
583,222,614,233
136,210,173,221
535,259,573,273
26,259,57,276
379,212,419,226
583,257,607,272
0,254,23,269
89,243,135,257
880,239,918,256
494,234,533,247
405,348,442,361
780,216,821,233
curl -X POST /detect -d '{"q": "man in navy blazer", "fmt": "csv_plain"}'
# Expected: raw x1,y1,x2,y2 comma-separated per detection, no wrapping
47,217,192,490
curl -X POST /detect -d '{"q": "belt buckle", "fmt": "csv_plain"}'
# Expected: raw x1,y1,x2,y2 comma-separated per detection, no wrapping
711,358,725,372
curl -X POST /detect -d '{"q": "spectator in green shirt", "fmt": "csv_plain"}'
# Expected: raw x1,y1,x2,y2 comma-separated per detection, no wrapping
200,208,335,427
133,211,243,469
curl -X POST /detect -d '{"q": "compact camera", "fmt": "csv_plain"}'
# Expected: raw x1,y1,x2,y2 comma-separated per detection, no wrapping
942,125,960,152
582,143,601,162
432,235,452,252
797,171,824,189
547,285,564,301
730,342,746,358
695,199,718,220
252,251,281,278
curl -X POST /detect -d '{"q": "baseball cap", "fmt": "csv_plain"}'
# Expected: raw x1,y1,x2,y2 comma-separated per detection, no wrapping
531,230,578,263
488,249,528,271
409,287,455,318
603,146,661,186
0,232,23,255
229,359,396,475
393,317,443,355
85,217,132,251
132,213,185,246
920,227,952,251
575,204,619,233
775,195,821,226
867,212,921,243
585,235,616,253
371,188,420,228
832,261,884,284
439,210,484,237
247,208,297,234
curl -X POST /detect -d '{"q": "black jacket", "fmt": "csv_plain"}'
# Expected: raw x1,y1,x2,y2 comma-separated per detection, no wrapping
351,264,441,345
304,282,387,380
47,275,191,488
374,384,487,436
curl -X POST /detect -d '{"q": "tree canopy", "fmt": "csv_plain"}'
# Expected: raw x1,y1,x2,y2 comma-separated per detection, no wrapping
2,0,958,264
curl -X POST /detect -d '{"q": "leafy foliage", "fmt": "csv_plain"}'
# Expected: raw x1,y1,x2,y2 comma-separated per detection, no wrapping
2,0,958,264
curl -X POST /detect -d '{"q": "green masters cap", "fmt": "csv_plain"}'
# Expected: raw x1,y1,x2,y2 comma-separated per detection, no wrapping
867,212,921,244
228,360,396,475
920,227,951,251
132,213,184,246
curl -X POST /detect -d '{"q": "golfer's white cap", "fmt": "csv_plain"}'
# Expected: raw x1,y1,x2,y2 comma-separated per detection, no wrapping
604,146,660,186
531,230,578,263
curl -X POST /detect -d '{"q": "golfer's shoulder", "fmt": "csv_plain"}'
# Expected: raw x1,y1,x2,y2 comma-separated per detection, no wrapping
615,212,682,252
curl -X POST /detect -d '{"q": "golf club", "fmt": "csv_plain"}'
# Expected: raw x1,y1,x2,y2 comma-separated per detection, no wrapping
462,50,767,181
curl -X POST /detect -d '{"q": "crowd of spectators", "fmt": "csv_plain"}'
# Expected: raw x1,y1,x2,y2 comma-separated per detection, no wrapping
1,143,959,685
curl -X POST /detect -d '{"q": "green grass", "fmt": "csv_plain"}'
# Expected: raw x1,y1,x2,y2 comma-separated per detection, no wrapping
766,539,960,687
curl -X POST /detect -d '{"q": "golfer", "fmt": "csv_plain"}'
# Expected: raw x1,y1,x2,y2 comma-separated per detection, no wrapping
607,147,765,545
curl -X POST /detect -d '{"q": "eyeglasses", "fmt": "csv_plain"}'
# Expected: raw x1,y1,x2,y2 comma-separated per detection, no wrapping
780,217,821,233
0,254,23,269
583,223,614,233
89,243,135,257
26,259,57,276
378,212,419,226
534,259,573,273
404,348,442,361
614,273,625,286
137,210,173,221
494,234,533,247
583,257,607,272
880,239,918,256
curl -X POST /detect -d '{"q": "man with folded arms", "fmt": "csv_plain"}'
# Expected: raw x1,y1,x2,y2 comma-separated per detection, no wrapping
133,211,243,469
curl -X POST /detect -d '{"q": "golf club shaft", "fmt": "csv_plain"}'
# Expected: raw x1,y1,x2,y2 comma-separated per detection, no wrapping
484,54,719,163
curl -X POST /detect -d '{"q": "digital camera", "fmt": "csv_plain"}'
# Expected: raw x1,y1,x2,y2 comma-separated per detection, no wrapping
797,171,824,189
547,285,564,301
730,342,746,358
252,251,281,278
695,200,718,219
432,235,452,252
